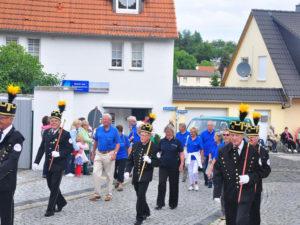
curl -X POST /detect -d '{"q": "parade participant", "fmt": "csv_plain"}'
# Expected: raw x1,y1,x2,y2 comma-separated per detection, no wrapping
114,125,130,191
223,128,232,145
33,101,73,217
128,116,140,144
213,104,261,225
0,85,24,225
186,127,203,191
246,112,271,225
147,113,160,145
155,124,184,210
176,123,190,182
200,120,215,187
127,123,159,225
90,113,120,202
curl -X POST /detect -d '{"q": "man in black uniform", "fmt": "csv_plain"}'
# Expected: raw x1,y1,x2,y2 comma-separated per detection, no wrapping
246,112,271,225
0,85,25,225
33,101,73,217
213,104,261,225
127,123,159,225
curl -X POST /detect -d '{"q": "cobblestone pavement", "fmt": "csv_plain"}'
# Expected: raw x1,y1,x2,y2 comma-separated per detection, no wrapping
13,153,300,225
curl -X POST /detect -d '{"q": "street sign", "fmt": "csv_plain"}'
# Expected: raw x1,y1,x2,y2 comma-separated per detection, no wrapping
177,109,188,114
62,80,89,93
163,106,177,111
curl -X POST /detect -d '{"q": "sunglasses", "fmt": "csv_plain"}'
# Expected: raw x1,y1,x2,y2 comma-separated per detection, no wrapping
223,134,230,136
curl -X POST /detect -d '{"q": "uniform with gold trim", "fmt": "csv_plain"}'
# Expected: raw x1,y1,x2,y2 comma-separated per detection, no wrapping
246,112,271,225
127,123,159,225
213,104,261,225
0,85,25,225
34,101,73,217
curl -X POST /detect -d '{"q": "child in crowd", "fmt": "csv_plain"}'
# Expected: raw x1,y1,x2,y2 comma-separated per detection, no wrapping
74,135,89,177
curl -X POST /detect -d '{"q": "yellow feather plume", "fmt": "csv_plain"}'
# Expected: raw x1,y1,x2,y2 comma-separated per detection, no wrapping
253,112,261,119
58,100,66,107
239,103,249,113
149,113,157,119
7,85,21,95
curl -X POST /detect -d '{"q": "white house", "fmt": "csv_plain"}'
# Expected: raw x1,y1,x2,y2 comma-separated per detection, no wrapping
0,0,178,168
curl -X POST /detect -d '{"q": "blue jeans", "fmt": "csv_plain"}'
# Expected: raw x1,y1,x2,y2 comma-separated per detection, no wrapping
65,153,75,174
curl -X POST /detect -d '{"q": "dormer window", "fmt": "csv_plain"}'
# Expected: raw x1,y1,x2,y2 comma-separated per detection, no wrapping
116,0,139,14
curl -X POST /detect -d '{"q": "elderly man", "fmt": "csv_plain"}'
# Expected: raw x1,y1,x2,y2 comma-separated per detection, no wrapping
128,116,140,145
213,104,261,225
200,120,215,187
90,113,120,202
0,85,25,225
176,123,190,182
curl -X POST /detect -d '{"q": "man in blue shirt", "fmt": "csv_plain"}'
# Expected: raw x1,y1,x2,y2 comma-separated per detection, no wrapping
200,120,215,187
90,113,120,202
128,116,140,145
176,123,190,182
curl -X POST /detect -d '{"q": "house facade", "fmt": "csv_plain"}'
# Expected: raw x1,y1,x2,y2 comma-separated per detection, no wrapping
0,0,177,167
177,69,219,87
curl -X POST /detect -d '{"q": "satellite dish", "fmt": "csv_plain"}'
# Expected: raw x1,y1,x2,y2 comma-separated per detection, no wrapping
237,62,251,77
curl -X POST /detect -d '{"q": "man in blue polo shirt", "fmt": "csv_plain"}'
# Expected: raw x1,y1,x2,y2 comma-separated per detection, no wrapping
176,123,190,182
200,120,215,187
90,113,120,202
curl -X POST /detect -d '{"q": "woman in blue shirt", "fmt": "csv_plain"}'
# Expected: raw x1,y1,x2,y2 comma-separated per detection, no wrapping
114,125,130,191
186,127,203,191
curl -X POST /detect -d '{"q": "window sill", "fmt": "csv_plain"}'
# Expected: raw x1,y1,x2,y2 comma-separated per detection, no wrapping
109,67,124,71
129,67,144,71
257,79,266,82
239,78,249,81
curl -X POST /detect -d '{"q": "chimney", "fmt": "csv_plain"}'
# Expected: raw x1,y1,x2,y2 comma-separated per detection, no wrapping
296,4,300,12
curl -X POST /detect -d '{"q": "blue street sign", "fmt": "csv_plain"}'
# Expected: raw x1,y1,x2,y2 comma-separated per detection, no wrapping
177,109,188,114
163,106,177,111
62,80,89,93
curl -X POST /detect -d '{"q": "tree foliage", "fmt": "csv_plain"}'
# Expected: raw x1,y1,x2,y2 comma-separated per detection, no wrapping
210,73,221,87
0,42,62,94
173,48,197,78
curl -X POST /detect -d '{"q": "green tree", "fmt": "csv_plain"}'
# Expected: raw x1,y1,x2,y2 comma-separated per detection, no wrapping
199,60,214,66
173,48,197,78
0,42,62,94
210,73,221,86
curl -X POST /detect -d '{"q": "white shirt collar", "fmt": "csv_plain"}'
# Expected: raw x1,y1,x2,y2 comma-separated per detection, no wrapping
0,124,13,143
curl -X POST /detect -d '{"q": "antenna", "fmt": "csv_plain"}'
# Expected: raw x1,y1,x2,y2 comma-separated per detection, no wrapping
236,62,251,77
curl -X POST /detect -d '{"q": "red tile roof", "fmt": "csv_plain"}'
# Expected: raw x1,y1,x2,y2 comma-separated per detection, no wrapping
197,66,216,73
0,0,177,39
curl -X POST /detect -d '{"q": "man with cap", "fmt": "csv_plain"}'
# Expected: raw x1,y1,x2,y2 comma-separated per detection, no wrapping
0,85,25,225
33,101,73,217
127,123,159,225
246,112,271,225
213,104,261,225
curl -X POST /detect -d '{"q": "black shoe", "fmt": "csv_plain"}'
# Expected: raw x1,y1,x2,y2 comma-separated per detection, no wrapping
155,206,163,210
143,212,150,220
134,220,143,225
55,202,67,212
44,211,54,217
169,206,177,210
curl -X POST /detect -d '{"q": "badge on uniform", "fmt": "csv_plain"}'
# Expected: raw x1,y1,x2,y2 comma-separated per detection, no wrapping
13,143,22,152
267,159,270,166
68,138,73,144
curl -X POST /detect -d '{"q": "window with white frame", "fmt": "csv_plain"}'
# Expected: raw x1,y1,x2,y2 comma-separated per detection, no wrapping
131,43,143,69
28,39,40,59
117,0,139,14
183,77,187,83
6,36,18,45
111,42,123,68
258,56,267,81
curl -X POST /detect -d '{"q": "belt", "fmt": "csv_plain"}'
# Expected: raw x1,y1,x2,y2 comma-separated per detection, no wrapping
98,150,114,154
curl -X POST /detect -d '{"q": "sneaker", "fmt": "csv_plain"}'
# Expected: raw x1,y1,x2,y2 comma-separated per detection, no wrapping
288,149,292,152
293,149,298,153
65,173,74,177
194,184,199,191
188,185,194,191
104,194,113,201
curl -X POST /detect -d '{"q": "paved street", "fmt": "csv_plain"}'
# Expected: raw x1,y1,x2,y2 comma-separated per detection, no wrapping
14,153,300,225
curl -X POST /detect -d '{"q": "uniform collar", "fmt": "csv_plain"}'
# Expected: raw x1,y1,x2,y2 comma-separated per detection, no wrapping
0,124,13,143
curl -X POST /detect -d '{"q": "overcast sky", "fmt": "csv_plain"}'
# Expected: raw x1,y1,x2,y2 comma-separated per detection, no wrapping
175,0,300,42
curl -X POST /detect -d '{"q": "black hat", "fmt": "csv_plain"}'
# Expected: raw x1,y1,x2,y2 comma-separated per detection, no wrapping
229,103,249,134
140,123,153,134
0,85,20,116
50,100,66,120
246,112,261,137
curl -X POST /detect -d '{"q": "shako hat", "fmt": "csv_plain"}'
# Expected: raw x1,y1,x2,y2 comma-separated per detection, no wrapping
0,85,20,116
246,112,261,137
50,100,66,120
229,103,250,134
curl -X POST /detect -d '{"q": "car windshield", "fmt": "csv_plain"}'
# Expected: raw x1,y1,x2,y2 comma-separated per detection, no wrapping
187,119,229,134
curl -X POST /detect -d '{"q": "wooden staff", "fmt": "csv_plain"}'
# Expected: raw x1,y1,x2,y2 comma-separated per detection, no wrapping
138,141,152,182
48,120,66,171
238,142,250,203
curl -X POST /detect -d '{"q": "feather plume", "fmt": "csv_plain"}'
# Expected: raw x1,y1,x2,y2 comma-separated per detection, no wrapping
7,85,20,103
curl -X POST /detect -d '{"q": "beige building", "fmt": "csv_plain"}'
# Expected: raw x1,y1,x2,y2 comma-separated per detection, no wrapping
177,69,220,87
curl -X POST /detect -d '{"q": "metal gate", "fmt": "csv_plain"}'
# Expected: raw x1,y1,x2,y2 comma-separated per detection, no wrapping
0,95,33,169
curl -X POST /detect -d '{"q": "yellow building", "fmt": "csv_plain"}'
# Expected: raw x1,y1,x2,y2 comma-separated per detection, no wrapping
173,8,300,141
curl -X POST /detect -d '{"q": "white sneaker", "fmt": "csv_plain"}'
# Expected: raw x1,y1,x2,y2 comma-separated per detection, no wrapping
288,149,292,152
188,185,194,191
293,149,298,153
65,173,74,177
194,184,199,191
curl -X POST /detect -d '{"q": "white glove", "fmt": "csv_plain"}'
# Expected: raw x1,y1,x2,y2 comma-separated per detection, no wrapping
124,172,130,180
239,175,250,184
143,155,152,164
32,163,39,171
214,198,221,203
51,151,60,158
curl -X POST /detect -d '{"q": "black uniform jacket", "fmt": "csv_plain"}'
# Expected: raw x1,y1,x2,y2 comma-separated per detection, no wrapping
127,140,159,183
34,129,73,172
0,127,25,191
213,141,261,203
254,144,271,193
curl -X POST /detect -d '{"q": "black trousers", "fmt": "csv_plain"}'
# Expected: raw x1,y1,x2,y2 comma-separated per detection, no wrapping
46,170,66,212
250,192,261,225
0,191,14,225
114,159,127,183
133,182,150,222
156,167,179,208
224,198,253,225
203,156,209,184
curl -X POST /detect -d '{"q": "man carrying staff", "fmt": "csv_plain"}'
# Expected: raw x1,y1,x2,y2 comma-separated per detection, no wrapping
0,85,25,225
127,123,159,225
213,104,261,225
246,112,271,225
33,101,73,217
